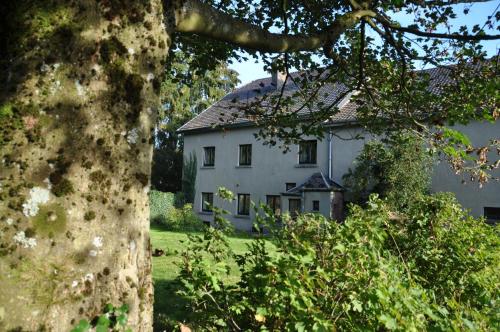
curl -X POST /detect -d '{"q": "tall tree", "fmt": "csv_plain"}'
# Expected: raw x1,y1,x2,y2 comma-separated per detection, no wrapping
151,50,238,192
0,0,497,330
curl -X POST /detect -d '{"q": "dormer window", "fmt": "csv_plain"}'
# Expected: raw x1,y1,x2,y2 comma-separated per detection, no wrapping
203,146,215,166
299,140,317,164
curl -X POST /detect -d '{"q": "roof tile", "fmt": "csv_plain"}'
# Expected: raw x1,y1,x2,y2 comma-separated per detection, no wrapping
178,66,460,133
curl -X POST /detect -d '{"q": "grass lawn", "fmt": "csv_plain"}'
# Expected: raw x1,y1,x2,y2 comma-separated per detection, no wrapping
151,225,274,331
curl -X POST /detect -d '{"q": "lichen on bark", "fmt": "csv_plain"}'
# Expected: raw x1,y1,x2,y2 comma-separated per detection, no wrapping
0,0,171,330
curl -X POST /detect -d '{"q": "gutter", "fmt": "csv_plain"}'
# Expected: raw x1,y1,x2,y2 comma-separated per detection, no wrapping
178,119,360,135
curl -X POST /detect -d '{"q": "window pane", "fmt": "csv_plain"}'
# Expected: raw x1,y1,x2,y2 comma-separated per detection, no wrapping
239,144,252,165
484,207,500,224
204,147,215,166
289,199,301,218
299,140,317,164
238,194,250,215
202,192,213,212
312,200,320,211
266,195,281,216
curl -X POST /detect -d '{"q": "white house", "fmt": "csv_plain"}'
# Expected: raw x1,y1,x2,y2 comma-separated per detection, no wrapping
178,69,500,231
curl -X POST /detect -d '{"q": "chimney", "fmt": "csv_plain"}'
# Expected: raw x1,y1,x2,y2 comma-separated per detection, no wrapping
271,68,287,90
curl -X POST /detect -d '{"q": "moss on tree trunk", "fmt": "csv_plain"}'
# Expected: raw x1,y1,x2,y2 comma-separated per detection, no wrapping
0,1,171,330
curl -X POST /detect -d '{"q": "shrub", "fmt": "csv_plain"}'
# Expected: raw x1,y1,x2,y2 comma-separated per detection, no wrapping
343,132,433,212
149,190,203,231
178,193,499,331
149,190,175,225
70,303,131,332
181,152,197,204
164,203,205,232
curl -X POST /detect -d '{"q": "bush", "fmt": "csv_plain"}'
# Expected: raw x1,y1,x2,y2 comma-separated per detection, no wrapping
149,190,175,224
343,132,432,212
149,190,203,231
178,193,499,331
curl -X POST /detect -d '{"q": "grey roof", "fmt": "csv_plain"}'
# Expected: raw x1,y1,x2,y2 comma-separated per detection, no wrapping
283,172,344,196
177,66,458,133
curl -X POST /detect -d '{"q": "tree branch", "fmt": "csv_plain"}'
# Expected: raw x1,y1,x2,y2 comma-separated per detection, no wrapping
376,15,500,41
408,0,494,6
173,0,374,52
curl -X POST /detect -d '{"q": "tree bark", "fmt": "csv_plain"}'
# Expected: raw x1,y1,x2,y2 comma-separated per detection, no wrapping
0,0,171,330
0,0,371,330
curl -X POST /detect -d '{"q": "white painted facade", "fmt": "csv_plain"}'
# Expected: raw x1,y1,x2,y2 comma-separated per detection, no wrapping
182,120,499,231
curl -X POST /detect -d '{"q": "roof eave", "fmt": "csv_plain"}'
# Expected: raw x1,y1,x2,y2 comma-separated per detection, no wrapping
178,118,360,134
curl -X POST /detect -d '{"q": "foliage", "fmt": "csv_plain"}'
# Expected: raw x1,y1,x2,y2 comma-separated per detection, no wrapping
151,228,275,332
180,152,197,205
178,192,499,331
151,50,239,192
150,190,175,224
343,133,433,212
149,190,204,231
164,204,204,232
174,1,499,184
70,304,131,332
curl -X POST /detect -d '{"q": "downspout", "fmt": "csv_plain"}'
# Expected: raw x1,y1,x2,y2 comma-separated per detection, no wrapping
328,130,333,180
328,130,333,219
301,191,305,213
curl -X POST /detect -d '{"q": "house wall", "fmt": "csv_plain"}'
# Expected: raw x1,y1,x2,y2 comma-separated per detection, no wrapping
183,127,332,231
183,120,499,230
329,121,500,218
329,127,375,186
430,121,500,217
303,191,333,217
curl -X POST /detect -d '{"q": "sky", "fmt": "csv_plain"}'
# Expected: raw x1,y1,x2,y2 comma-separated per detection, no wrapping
229,2,499,86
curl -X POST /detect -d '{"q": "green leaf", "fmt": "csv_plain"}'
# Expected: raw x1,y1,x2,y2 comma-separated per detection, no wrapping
333,244,346,252
0,103,13,118
70,320,91,332
379,314,397,330
295,322,306,332
97,315,111,327
352,299,363,312
103,303,114,313
117,314,128,326
96,325,108,332
117,304,129,314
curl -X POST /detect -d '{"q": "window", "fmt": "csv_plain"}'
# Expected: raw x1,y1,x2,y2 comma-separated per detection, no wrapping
239,144,252,166
484,207,500,224
286,183,296,191
237,194,251,215
203,147,215,166
312,200,320,212
289,199,301,218
201,192,213,212
299,140,317,164
266,195,281,216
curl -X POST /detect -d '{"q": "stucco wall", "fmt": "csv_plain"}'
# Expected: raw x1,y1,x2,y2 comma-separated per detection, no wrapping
430,121,500,217
329,127,375,186
329,121,500,218
303,191,333,217
183,120,499,229
183,127,332,231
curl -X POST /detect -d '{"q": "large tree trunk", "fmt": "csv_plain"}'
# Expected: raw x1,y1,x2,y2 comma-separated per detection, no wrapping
0,1,171,330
